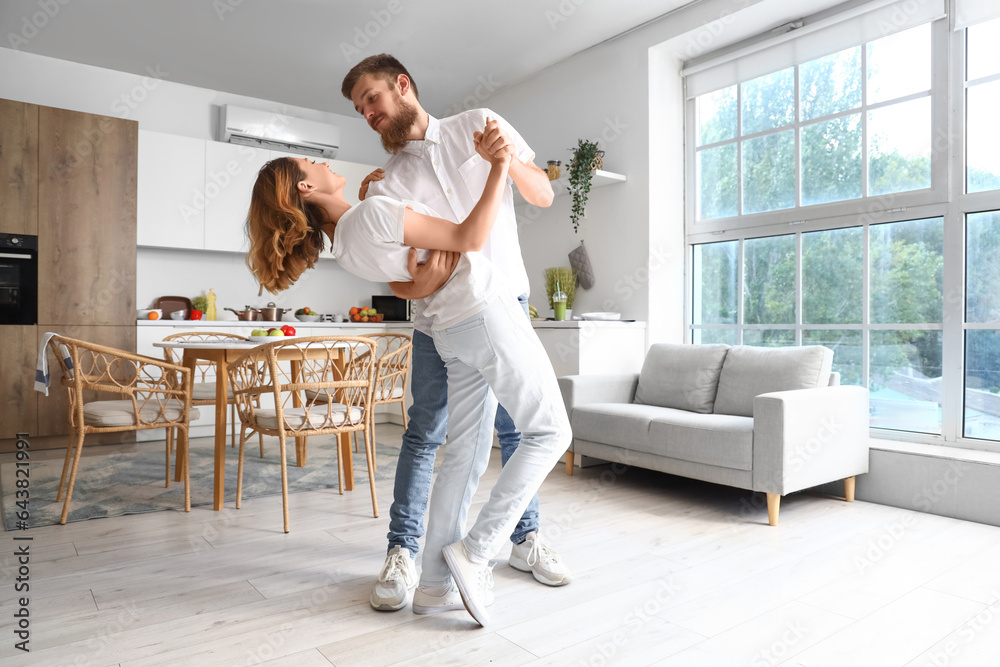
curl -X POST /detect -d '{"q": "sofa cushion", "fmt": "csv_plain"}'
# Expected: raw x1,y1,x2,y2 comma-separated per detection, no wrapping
646,411,754,471
634,343,729,414
571,403,663,450
713,345,833,417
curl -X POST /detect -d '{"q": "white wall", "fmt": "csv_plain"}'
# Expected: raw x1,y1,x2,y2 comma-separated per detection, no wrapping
0,47,393,316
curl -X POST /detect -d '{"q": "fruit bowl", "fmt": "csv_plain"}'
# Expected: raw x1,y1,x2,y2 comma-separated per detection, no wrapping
296,314,321,322
249,334,295,344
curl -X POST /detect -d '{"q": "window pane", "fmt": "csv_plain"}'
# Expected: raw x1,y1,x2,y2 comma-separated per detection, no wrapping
965,330,1000,440
743,329,795,347
697,86,737,146
868,97,932,196
801,114,862,205
804,329,863,386
867,23,931,104
967,211,1000,323
870,329,942,434
870,218,943,324
802,227,863,324
967,16,1000,81
742,130,795,213
967,80,1000,193
741,68,795,135
743,235,795,324
800,46,862,121
693,241,738,324
697,144,738,220
693,329,738,345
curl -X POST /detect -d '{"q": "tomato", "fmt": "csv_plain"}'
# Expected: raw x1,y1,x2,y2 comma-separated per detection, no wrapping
281,325,296,336
190,309,203,320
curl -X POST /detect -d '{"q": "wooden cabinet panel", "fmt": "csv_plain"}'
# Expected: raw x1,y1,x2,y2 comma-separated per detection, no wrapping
137,130,206,249
37,106,137,327
35,325,136,439
0,325,38,437
0,99,38,235
204,141,270,253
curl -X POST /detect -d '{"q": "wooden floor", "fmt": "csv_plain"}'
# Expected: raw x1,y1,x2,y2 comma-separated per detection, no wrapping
3,424,1000,666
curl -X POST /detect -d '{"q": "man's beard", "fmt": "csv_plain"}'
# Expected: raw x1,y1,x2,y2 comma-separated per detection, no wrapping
376,92,420,155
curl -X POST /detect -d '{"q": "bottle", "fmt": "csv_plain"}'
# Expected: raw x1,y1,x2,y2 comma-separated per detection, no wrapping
546,160,561,180
206,288,217,321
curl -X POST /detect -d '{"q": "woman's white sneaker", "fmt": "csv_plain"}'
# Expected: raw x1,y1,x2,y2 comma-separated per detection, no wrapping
509,532,572,586
370,546,418,611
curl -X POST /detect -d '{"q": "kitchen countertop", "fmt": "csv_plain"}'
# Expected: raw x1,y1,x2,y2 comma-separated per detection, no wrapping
138,319,646,329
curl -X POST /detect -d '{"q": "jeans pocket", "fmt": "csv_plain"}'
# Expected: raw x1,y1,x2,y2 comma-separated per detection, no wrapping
444,316,497,370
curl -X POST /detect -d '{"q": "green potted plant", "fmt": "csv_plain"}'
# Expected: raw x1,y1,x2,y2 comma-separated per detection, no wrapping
568,139,604,233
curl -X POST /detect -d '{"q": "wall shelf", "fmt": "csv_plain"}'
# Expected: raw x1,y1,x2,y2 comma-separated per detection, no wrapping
515,169,627,205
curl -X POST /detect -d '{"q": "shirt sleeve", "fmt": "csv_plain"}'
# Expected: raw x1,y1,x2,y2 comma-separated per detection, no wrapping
481,108,535,165
359,196,407,244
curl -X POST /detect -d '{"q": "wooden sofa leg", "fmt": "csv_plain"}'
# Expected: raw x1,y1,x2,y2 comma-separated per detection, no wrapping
565,451,574,476
766,493,780,526
844,476,856,502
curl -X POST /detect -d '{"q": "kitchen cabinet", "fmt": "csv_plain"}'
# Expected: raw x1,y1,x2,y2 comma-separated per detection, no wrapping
203,141,271,253
0,99,38,235
37,105,137,327
0,326,37,439
137,130,206,249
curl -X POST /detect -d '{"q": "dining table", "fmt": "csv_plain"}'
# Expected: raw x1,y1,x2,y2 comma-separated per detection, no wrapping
153,337,353,510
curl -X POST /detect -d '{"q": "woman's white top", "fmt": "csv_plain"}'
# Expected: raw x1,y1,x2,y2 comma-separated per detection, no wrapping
329,195,508,330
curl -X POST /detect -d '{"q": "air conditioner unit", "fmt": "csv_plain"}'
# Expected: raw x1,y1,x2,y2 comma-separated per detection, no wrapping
219,105,340,158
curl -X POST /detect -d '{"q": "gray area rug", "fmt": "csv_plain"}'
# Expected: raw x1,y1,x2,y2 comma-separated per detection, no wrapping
1,435,402,530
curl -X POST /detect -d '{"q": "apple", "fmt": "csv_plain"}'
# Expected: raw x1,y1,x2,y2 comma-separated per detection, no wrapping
268,329,284,337
281,325,296,336
251,329,267,336
368,308,378,315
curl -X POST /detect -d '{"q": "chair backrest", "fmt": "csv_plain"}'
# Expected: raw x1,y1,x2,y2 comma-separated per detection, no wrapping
366,333,413,406
228,336,377,434
161,331,249,383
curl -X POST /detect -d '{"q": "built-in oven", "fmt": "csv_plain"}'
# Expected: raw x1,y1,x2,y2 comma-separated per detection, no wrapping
0,233,38,325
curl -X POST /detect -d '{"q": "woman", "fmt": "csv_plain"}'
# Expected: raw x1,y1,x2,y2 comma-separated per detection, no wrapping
245,119,570,626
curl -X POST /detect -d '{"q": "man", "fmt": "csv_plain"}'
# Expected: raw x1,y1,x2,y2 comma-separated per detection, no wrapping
341,54,572,614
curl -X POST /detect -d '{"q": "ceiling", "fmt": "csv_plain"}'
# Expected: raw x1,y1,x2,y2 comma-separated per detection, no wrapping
0,0,702,117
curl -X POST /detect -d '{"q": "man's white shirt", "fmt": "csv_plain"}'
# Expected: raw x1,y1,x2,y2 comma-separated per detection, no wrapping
366,108,533,334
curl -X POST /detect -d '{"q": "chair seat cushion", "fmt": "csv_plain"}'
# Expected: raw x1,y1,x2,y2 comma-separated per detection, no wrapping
256,405,364,430
192,381,234,400
83,399,201,427
304,386,404,402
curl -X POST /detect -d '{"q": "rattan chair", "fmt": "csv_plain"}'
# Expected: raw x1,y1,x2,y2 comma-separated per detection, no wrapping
45,335,196,524
305,332,412,466
228,336,378,533
160,331,254,486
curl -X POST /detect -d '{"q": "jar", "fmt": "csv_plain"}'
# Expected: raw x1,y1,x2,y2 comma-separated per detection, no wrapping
546,160,561,180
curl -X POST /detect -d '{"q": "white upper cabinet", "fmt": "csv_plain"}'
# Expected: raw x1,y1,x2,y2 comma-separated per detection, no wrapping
203,142,271,253
267,150,380,258
137,130,206,249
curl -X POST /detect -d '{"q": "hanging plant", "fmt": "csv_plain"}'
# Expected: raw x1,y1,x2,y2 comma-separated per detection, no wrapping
567,139,603,234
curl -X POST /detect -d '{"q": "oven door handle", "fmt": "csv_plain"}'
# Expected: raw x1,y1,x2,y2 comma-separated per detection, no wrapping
0,252,32,260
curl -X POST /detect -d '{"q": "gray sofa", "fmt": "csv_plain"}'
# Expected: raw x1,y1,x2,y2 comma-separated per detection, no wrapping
558,344,869,525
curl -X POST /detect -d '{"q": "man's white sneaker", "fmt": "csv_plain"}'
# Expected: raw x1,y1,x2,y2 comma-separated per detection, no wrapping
442,541,495,626
412,577,495,615
369,546,418,611
509,532,572,586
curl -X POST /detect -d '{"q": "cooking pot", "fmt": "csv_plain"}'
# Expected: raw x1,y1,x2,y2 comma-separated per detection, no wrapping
254,302,293,321
225,307,261,321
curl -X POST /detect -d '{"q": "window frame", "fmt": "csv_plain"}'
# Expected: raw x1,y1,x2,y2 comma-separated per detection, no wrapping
684,14,1000,453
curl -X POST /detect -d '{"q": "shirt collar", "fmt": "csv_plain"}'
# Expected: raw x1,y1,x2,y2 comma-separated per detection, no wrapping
401,114,440,156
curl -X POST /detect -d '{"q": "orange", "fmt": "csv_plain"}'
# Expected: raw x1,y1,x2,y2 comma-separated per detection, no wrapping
148,311,159,320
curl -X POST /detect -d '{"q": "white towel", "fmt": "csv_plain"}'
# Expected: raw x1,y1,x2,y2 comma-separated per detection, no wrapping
34,332,72,396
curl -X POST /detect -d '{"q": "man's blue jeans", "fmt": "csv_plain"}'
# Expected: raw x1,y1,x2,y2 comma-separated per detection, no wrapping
387,295,539,555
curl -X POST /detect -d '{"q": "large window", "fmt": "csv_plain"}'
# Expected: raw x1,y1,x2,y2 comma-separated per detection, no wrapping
685,7,1000,449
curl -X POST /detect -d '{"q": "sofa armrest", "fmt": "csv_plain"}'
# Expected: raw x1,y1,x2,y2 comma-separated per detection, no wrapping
558,373,639,416
752,385,869,495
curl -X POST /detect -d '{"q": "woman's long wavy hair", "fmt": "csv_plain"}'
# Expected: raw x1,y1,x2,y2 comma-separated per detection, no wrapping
245,158,327,294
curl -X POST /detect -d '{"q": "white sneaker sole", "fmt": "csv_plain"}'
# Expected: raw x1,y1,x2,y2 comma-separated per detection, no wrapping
369,592,411,611
442,543,491,627
508,556,572,587
412,600,465,615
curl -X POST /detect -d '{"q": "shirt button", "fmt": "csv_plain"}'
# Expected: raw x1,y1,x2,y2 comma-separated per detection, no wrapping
446,188,452,194
473,157,478,163
434,160,439,166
